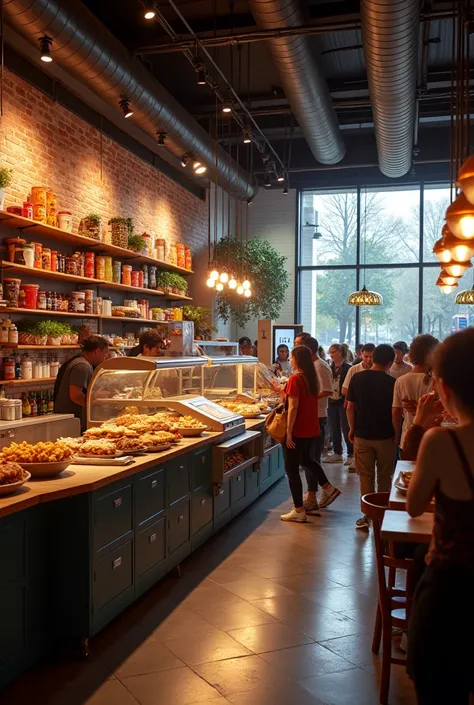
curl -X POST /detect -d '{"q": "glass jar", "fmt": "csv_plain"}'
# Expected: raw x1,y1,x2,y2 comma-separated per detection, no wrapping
185,246,192,270
65,256,77,275
149,266,157,289
8,324,18,344
3,359,15,381
50,250,58,271
102,297,112,317
104,256,113,281
22,202,34,219
176,243,186,269
156,238,166,261
112,260,122,284
38,291,47,310
71,291,85,313
42,247,52,270
141,264,149,289
0,325,9,343
96,256,106,280
84,252,95,279
21,357,32,379
131,270,140,288
4,278,21,307
122,265,132,286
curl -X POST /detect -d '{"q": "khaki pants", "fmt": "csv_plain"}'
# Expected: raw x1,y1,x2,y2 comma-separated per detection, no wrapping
354,436,395,497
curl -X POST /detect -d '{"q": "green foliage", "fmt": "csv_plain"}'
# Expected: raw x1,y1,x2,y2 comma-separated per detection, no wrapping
125,217,134,237
214,238,289,328
156,271,187,291
16,320,73,336
108,217,127,225
0,166,13,189
85,213,101,224
182,305,217,337
127,234,146,253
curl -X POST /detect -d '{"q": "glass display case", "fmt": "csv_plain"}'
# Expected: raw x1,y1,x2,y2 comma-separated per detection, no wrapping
87,355,279,435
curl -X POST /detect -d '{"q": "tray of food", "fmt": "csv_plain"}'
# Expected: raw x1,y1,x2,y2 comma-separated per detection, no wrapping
171,416,208,436
217,401,265,418
77,439,123,458
0,441,74,477
115,437,148,455
0,462,30,495
145,443,171,452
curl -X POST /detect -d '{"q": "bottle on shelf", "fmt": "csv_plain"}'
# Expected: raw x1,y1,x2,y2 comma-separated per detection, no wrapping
14,354,21,380
29,393,37,417
22,392,31,417
0,385,5,400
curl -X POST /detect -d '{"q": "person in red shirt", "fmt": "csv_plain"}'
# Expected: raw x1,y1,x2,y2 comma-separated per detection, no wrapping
280,345,322,523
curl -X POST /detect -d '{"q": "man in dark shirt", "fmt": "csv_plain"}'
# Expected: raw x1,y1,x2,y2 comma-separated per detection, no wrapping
346,344,396,529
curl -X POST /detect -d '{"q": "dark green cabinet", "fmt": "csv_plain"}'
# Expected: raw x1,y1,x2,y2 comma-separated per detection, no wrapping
232,470,245,504
135,467,165,525
136,517,166,578
192,447,211,490
168,457,190,505
93,540,133,612
168,499,190,555
93,484,133,553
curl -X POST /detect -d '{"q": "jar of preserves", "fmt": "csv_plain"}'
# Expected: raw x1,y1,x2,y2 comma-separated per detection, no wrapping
57,211,73,232
131,270,140,288
185,246,192,270
149,266,157,289
169,244,178,266
104,256,113,281
65,256,77,276
96,256,105,280
46,191,57,226
4,278,21,307
50,250,58,271
32,242,42,269
3,359,15,381
8,324,18,344
22,202,34,219
176,243,186,269
42,247,52,270
156,238,166,261
33,203,46,223
74,252,84,277
83,289,94,314
112,260,122,283
94,296,103,315
84,252,95,279
38,291,47,310
122,265,132,286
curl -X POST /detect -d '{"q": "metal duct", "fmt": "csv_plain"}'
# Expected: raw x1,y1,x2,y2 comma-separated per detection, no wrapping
248,0,345,165
360,0,421,178
3,0,256,200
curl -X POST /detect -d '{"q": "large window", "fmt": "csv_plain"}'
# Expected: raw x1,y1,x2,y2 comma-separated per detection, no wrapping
298,185,471,344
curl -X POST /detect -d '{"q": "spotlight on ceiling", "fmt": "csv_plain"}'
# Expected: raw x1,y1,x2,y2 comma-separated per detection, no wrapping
157,131,167,146
243,127,252,144
39,36,53,63
264,173,272,188
119,98,133,119
277,173,285,183
194,60,207,85
181,153,190,168
283,185,289,195
193,159,207,175
222,101,232,114
143,2,156,20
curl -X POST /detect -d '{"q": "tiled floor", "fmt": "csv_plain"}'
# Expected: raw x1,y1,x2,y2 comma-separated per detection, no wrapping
1,463,417,705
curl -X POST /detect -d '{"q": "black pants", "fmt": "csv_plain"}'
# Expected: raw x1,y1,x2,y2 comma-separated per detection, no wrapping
282,436,322,508
304,418,329,492
408,563,474,704
328,400,353,456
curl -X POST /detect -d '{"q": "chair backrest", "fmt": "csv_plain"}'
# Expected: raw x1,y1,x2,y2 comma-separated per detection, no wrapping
361,492,390,611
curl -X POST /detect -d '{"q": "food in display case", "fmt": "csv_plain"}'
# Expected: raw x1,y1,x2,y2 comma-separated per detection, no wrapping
79,439,120,457
216,401,265,418
0,441,73,463
115,437,148,453
224,450,246,472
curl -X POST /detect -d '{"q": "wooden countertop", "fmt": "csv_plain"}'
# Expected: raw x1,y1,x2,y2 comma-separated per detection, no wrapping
381,510,433,544
389,460,435,513
0,418,267,519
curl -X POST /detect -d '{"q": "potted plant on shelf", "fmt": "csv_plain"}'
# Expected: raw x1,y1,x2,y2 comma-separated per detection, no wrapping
79,213,102,240
169,273,188,295
128,234,146,254
182,305,217,340
0,166,13,210
108,217,128,248
156,271,174,293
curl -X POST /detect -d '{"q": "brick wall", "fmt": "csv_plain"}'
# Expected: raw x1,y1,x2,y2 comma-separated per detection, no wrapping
0,69,208,281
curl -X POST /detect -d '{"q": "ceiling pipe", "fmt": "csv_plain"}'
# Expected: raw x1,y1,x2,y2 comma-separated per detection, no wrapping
3,0,257,199
360,0,421,178
247,0,345,165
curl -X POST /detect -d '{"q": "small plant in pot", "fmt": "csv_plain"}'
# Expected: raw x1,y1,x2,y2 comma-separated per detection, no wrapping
0,166,13,210
169,273,188,294
156,271,175,293
79,213,102,240
128,234,146,254
182,305,217,340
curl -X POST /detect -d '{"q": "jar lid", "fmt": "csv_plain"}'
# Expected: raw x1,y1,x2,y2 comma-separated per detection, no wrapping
20,284,39,289
4,277,22,282
58,210,72,215
23,244,34,250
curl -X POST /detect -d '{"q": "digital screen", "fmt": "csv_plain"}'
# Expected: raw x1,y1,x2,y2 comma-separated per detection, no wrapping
188,399,235,420
273,327,297,352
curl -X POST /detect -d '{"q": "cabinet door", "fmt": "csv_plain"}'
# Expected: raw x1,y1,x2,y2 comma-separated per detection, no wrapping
214,482,230,517
168,458,190,506
136,517,166,577
259,455,270,482
231,471,245,504
0,584,26,672
93,484,132,552
191,487,213,536
135,468,165,526
168,500,190,554
269,447,280,475
0,515,26,587
246,464,259,492
191,447,211,490
93,540,133,612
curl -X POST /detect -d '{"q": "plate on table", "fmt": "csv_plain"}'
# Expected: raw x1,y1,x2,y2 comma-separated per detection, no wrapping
0,471,31,495
121,449,148,456
394,473,410,494
174,427,207,437
19,460,71,478
145,443,171,452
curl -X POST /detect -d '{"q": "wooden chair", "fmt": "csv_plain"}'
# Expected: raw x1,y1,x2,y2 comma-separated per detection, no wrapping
361,492,414,705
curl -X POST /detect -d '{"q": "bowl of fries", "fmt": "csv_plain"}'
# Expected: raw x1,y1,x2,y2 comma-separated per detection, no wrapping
0,441,74,477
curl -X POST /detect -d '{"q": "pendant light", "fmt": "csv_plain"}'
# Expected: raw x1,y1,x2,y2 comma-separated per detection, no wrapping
457,155,474,204
438,270,460,286
445,194,474,240
436,276,458,295
348,188,383,306
444,259,472,278
455,285,474,304
443,231,474,262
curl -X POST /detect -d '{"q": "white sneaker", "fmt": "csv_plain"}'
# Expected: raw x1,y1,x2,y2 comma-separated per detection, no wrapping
324,454,343,464
319,485,341,508
303,498,320,514
344,456,353,466
280,508,307,523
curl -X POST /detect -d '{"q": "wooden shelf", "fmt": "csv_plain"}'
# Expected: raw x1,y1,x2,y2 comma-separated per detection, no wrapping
2,307,99,319
1,377,56,385
0,344,81,350
99,315,160,324
0,261,192,301
0,211,194,275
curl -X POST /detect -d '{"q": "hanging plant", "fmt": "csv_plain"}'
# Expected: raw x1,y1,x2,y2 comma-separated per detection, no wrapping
214,237,289,328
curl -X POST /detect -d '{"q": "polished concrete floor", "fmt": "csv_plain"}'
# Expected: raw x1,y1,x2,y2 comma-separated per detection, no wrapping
2,462,417,705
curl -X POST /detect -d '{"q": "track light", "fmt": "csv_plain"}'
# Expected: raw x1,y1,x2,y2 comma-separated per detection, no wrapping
192,160,207,175
264,173,272,188
193,60,207,85
243,127,252,144
143,2,156,20
181,153,190,167
283,185,289,195
277,173,285,183
119,98,133,119
157,131,167,146
39,36,53,63
222,101,232,114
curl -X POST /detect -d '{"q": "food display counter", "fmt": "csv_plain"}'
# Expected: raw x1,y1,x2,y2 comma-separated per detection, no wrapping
0,354,285,687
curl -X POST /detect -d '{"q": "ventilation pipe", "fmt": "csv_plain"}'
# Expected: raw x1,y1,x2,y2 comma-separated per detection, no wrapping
248,0,345,165
3,0,256,199
360,0,421,178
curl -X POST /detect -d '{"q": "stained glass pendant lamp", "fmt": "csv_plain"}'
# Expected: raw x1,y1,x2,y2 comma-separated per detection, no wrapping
348,189,383,307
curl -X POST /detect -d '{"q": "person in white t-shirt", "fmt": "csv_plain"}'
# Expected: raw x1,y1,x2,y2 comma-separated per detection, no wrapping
389,341,412,379
341,343,375,399
392,334,439,453
294,333,341,510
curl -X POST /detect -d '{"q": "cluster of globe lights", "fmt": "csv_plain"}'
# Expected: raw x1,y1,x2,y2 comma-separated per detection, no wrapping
432,156,474,302
206,266,252,298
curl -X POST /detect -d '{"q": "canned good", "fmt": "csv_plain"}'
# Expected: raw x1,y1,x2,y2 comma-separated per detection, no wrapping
50,250,58,271
141,264,149,289
22,202,34,219
131,270,140,288
57,211,73,232
176,243,186,269
96,256,106,280
104,256,113,281
20,284,39,309
66,256,77,276
42,248,51,270
33,242,42,269
185,246,192,270
122,265,132,286
112,260,122,283
85,252,95,279
4,278,21,307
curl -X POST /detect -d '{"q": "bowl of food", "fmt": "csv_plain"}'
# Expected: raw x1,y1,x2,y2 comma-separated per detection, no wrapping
172,416,208,437
0,441,74,478
0,462,30,495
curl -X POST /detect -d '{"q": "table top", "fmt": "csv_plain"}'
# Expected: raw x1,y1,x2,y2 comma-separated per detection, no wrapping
381,510,433,544
389,460,435,512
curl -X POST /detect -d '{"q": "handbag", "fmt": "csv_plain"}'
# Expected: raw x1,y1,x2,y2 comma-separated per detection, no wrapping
265,401,288,443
